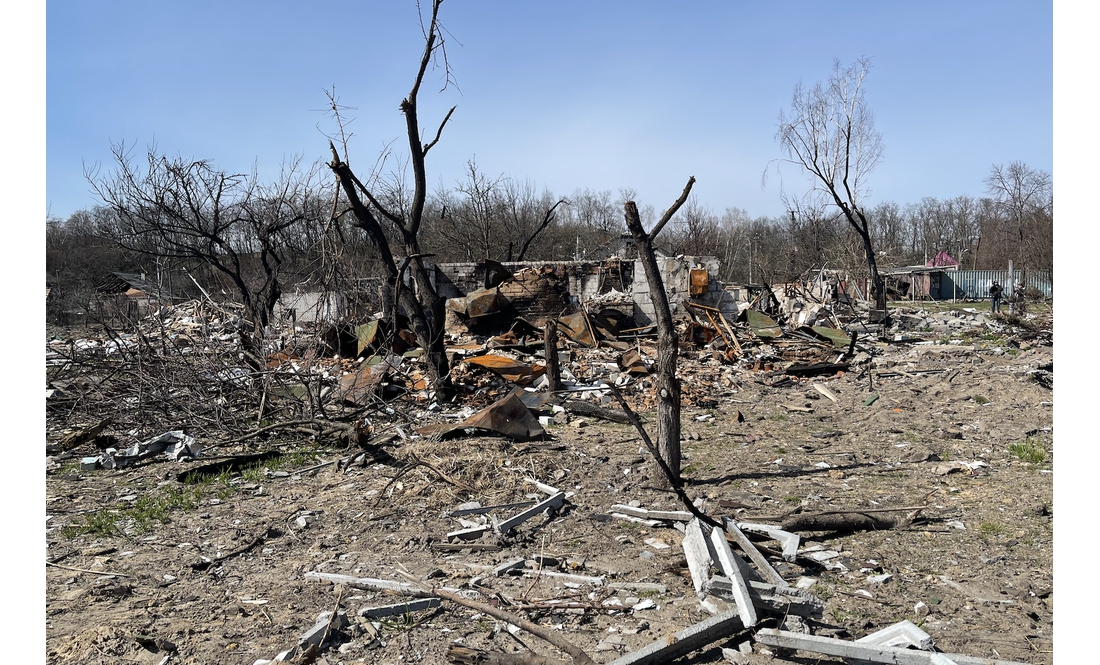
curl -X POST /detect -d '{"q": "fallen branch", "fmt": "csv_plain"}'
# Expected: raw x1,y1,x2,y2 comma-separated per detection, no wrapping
604,385,722,530
375,453,472,503
781,508,923,533
55,417,113,452
447,645,570,665
559,400,632,424
46,561,129,577
192,524,276,571
429,586,595,665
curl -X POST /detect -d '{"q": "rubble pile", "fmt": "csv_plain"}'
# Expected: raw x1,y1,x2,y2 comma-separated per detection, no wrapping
46,275,1053,665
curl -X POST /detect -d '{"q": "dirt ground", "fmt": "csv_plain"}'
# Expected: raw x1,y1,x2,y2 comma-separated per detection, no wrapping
45,309,1054,665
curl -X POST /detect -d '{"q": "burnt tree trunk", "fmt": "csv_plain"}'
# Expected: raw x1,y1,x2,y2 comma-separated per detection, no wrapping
622,177,695,486
543,321,563,392
328,147,451,398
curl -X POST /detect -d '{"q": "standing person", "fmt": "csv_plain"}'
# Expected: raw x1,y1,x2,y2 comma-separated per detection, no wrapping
989,281,1003,313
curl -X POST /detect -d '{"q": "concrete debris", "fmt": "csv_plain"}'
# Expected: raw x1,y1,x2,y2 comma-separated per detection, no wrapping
754,628,1033,665
733,522,800,562
495,491,565,533
707,577,824,617
606,610,745,665
681,518,716,596
708,524,758,627
855,619,934,650
359,598,441,619
723,518,788,587
252,610,348,664
610,504,693,522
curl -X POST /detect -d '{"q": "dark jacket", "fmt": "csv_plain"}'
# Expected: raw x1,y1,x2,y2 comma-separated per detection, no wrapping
990,284,1003,299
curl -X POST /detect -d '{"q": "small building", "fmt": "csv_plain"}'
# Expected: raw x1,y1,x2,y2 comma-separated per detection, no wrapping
93,272,177,324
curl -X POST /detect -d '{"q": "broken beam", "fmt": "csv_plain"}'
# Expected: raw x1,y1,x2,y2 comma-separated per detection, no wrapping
754,629,1032,665
723,518,788,587
496,492,565,533
606,610,745,665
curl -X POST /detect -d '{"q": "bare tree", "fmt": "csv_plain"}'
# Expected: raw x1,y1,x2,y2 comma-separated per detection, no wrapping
326,0,455,397
670,196,720,257
775,57,887,312
623,176,696,485
89,145,323,358
984,161,1053,270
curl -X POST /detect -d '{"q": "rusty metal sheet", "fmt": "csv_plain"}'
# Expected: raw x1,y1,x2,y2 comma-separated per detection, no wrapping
416,393,546,441
355,320,380,356
810,325,852,349
784,362,848,377
480,259,513,289
464,288,509,318
338,357,394,405
464,354,546,385
619,349,650,375
506,386,554,412
745,309,783,339
558,311,597,347
487,331,519,347
690,269,709,296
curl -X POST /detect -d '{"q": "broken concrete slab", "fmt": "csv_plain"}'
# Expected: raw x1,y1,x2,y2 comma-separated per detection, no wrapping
723,518,788,587
734,522,800,562
524,478,561,495
493,558,526,576
358,598,441,619
304,572,417,594
607,582,667,594
681,518,714,595
606,609,745,665
708,577,824,617
447,525,492,541
253,610,349,664
708,525,757,627
754,629,1032,665
448,500,535,517
495,491,565,533
459,562,605,586
614,513,662,527
855,619,933,650
610,504,693,522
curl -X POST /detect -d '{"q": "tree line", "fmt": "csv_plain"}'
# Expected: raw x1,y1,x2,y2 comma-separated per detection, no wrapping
48,156,1052,310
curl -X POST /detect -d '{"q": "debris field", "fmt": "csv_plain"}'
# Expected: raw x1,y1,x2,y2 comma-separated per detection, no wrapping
46,291,1054,665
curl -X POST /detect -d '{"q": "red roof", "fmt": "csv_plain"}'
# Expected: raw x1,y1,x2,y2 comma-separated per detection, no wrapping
926,251,959,268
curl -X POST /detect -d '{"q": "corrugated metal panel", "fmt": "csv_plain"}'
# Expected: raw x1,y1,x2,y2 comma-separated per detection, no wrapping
944,270,1052,299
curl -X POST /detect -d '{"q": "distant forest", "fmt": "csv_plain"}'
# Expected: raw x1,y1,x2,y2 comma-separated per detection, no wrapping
47,155,1051,321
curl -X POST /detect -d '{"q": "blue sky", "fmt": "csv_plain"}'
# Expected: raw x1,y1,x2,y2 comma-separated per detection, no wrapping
46,1,1052,220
